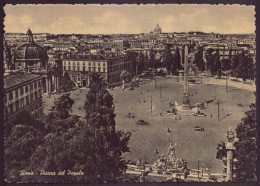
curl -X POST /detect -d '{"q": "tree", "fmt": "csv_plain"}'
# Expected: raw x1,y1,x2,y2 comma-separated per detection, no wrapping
231,55,240,77
236,53,254,81
162,44,178,75
220,58,231,72
84,73,131,183
126,51,138,77
5,124,43,182
213,50,221,77
120,70,131,90
59,72,75,92
205,48,214,73
194,46,205,71
136,53,145,75
48,93,74,120
149,47,155,69
234,101,256,182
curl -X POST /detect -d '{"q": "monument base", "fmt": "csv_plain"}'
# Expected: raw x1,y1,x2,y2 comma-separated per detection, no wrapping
175,105,196,116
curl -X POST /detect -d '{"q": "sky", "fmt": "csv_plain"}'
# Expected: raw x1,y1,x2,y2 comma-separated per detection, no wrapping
4,4,255,34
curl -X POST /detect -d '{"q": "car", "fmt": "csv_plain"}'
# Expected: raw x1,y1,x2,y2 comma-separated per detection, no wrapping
194,126,205,131
125,113,135,118
128,87,134,90
137,120,149,125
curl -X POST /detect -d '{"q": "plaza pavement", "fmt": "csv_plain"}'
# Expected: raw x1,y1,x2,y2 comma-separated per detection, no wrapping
42,76,255,174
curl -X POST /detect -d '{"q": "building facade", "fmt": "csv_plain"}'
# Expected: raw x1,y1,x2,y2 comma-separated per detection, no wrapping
62,54,132,87
4,73,43,125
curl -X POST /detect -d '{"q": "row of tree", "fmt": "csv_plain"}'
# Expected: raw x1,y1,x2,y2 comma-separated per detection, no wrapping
127,44,182,76
194,47,255,81
5,73,131,183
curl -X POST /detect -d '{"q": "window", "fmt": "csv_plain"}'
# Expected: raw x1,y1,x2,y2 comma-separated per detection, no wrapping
34,92,38,99
103,63,105,66
88,67,91,72
15,101,19,111
73,66,75,71
103,68,106,72
78,67,80,71
20,87,24,96
98,67,101,72
98,62,100,66
68,66,71,70
15,90,18,97
93,67,96,72
21,98,24,107
9,92,13,101
26,95,29,105
38,90,41,96
30,93,34,102
25,86,29,93
38,81,41,87
30,84,33,91
64,66,66,71
34,82,37,89
10,103,13,114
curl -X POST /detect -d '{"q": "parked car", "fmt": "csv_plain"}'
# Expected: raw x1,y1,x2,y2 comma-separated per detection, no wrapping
137,120,149,125
125,113,135,118
194,126,205,131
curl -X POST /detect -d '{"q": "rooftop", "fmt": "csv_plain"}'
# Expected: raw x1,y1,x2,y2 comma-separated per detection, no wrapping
4,73,42,90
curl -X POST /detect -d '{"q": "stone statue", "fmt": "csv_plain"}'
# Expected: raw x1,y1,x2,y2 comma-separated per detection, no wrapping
226,129,235,143
167,142,177,163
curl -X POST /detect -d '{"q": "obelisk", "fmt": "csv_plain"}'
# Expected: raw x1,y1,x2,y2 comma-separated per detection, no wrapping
182,45,191,110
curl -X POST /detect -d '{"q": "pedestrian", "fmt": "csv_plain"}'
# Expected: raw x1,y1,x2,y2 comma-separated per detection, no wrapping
144,100,146,103
211,114,213,117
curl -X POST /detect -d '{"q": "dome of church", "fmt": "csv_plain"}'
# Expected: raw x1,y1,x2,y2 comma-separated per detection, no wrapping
14,29,48,62
154,24,162,34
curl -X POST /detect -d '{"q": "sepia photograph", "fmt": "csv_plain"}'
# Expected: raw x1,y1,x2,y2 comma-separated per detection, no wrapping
3,4,256,183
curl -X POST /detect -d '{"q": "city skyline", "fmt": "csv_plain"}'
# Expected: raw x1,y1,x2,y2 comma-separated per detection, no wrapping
4,4,255,35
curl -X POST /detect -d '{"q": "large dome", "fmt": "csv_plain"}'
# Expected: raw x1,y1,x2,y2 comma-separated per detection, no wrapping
14,29,48,62
154,24,162,34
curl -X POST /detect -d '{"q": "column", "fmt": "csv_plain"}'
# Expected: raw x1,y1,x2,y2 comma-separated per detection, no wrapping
45,77,49,93
54,76,57,92
48,78,51,93
225,130,236,182
226,150,233,181
57,76,59,92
